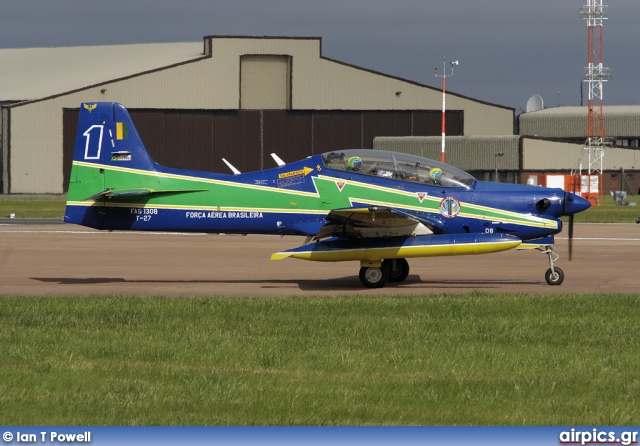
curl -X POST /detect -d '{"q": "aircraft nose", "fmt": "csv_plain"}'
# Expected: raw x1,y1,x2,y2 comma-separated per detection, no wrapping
564,192,591,215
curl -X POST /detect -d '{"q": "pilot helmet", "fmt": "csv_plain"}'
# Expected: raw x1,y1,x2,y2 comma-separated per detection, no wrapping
429,167,443,182
348,156,362,171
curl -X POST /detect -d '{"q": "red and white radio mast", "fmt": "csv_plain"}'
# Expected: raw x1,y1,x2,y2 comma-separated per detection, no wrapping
578,0,611,205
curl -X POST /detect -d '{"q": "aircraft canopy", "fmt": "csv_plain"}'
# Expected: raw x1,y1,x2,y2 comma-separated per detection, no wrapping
322,149,475,188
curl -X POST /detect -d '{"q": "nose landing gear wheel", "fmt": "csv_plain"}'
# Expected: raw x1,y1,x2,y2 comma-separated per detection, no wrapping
359,264,390,288
539,244,564,286
545,267,564,285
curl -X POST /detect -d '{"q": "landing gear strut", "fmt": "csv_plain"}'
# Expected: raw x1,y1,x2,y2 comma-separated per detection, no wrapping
538,244,564,286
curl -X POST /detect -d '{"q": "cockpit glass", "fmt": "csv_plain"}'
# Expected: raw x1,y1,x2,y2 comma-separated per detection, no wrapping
321,149,475,188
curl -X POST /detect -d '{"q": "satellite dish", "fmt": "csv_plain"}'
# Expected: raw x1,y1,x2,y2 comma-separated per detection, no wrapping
526,94,544,112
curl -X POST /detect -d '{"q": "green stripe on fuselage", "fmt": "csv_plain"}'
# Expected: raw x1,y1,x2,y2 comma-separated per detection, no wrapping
67,162,557,230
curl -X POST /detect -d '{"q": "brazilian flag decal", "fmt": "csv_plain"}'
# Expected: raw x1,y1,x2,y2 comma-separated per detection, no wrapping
116,122,128,140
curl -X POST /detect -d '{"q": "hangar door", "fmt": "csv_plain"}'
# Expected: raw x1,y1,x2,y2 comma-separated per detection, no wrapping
240,55,291,109
62,108,463,192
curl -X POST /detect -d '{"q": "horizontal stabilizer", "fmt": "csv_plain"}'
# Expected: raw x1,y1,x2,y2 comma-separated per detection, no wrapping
86,188,207,200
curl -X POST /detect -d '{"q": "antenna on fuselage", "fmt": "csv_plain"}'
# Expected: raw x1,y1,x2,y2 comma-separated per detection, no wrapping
222,158,241,175
271,153,286,166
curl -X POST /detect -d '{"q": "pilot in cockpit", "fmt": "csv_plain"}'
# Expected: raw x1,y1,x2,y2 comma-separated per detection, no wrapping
347,156,362,171
429,167,443,184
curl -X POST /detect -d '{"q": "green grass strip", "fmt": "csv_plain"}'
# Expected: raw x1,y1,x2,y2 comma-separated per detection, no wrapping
572,194,640,223
0,293,638,425
0,196,66,219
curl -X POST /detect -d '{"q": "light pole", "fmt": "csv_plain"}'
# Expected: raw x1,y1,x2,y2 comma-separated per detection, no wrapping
435,54,458,164
494,152,504,181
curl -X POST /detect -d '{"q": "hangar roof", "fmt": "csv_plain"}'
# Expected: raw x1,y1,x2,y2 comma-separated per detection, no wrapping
0,42,204,102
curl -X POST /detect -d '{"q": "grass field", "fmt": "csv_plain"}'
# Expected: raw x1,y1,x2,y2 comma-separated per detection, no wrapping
0,195,66,219
0,194,638,223
1,294,639,425
572,194,640,223
0,195,637,425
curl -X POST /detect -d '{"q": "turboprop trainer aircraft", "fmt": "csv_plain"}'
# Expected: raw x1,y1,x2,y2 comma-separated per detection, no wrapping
65,102,591,288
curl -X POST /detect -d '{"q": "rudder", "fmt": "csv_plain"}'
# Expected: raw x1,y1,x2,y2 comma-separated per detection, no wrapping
71,102,158,171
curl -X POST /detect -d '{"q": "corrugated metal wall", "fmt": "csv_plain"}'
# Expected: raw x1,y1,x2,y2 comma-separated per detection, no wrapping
62,108,462,192
9,102,64,194
519,110,587,139
0,107,6,193
375,135,639,172
210,38,513,135
62,110,77,192
312,111,362,152
521,139,582,170
522,138,640,170
240,55,291,109
263,110,310,166
373,136,521,171
519,106,640,139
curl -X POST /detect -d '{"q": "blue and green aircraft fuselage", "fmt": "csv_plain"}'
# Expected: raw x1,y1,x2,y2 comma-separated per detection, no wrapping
64,103,591,288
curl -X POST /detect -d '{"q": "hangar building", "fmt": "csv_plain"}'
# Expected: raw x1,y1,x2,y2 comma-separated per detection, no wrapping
0,36,514,194
3,35,639,198
376,106,640,197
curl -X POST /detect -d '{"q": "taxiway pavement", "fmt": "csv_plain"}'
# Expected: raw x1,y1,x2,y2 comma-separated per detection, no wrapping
0,222,637,296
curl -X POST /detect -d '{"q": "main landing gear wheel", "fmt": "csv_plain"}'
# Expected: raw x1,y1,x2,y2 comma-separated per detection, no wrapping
383,258,410,283
359,264,390,288
545,267,564,286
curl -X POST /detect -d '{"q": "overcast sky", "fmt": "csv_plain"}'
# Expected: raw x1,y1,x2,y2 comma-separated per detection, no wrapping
1,0,637,111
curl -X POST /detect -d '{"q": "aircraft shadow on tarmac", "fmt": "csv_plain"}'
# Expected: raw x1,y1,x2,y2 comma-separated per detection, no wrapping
33,275,542,291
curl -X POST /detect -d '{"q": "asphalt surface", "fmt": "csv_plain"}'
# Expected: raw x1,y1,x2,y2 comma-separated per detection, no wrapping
0,222,638,296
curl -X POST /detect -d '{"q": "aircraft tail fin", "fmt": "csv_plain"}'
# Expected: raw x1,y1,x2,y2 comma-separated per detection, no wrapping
65,102,165,228
71,102,158,172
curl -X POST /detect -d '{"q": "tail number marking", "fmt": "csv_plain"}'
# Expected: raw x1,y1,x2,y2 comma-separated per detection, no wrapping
83,125,104,160
131,208,157,222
